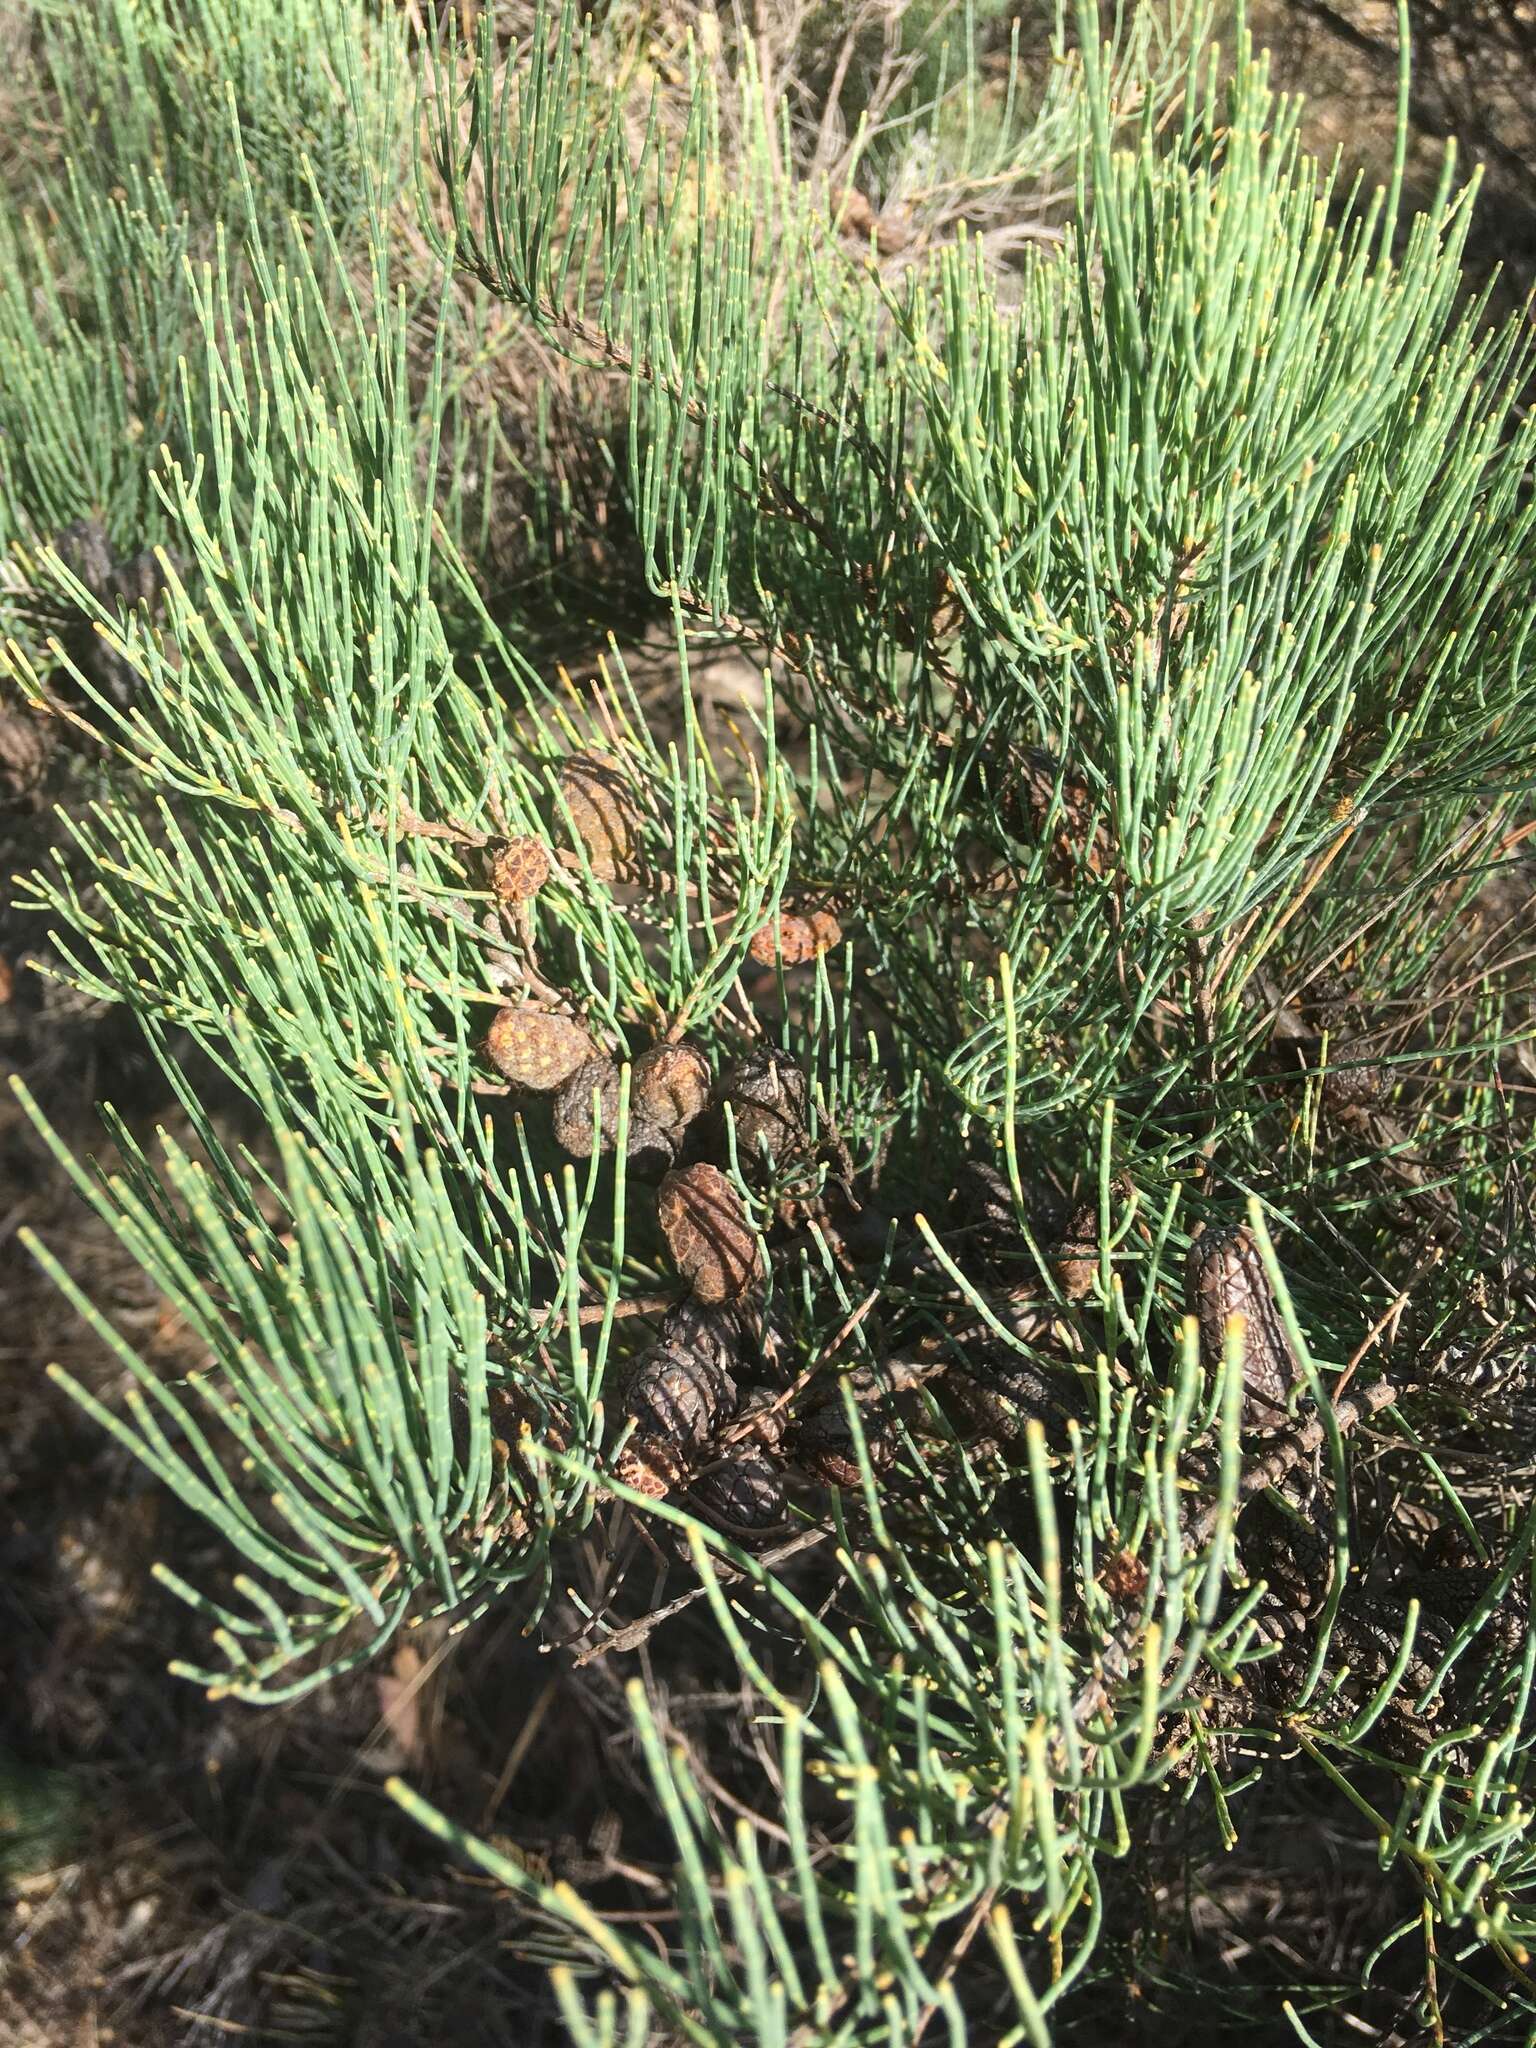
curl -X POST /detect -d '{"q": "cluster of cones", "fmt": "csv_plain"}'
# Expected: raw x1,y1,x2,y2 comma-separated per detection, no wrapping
476,753,858,1534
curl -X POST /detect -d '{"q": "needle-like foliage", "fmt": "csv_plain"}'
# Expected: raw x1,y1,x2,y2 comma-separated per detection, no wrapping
5,2,1536,2041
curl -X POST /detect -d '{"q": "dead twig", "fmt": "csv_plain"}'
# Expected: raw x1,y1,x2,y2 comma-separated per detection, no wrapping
568,1525,831,1666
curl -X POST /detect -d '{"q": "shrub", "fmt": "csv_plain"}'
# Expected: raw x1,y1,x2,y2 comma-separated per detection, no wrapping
5,2,1535,2039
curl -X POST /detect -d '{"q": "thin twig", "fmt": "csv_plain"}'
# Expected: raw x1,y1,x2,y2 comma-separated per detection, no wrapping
569,1525,831,1665
571,1294,678,1327
1335,1247,1443,1399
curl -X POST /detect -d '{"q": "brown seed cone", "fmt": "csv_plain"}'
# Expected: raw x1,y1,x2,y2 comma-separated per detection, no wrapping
946,1344,1089,1445
692,1453,786,1530
110,546,166,610
557,751,640,882
1186,1222,1300,1431
1238,1493,1333,1629
956,1162,1070,1255
715,1047,811,1170
955,837,1014,899
734,1395,789,1454
927,569,967,646
0,710,55,806
552,1057,674,1169
485,1005,597,1091
749,913,815,966
613,1437,686,1499
955,1161,1016,1232
623,1343,738,1450
1004,747,1110,879
552,1057,622,1157
55,517,117,595
632,1041,711,1135
627,1119,678,1179
657,1297,759,1379
795,1401,895,1487
1053,1204,1099,1301
1420,1521,1482,1575
1271,1003,1385,1118
1402,1567,1529,1665
832,185,913,260
54,521,174,710
1098,1548,1149,1607
485,835,551,904
657,1162,762,1303
1320,1047,1386,1114
805,908,843,952
1302,973,1356,1033
748,909,842,967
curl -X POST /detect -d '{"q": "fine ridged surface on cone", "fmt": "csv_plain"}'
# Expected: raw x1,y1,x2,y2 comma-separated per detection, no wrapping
631,1041,711,1135
623,1342,738,1450
552,1056,621,1156
612,1437,685,1500
795,1400,895,1486
692,1452,785,1529
557,751,640,882
805,908,842,952
945,1344,1088,1446
749,913,814,966
748,908,842,967
1270,987,1386,1120
657,1162,761,1303
485,835,551,904
484,1005,597,1090
552,1056,674,1170
656,1297,758,1379
1320,1042,1386,1114
1186,1222,1300,1431
714,1047,811,1170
